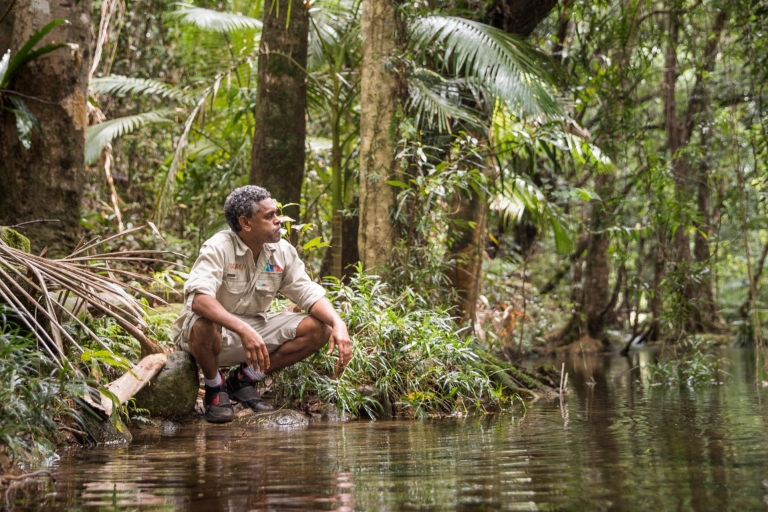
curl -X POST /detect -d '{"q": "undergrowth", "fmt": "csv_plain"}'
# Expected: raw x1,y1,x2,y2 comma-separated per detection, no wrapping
0,325,82,465
646,338,730,387
271,271,506,418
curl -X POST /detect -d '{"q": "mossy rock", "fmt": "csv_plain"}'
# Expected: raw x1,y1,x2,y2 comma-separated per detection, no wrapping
134,351,199,419
79,411,132,445
0,227,31,253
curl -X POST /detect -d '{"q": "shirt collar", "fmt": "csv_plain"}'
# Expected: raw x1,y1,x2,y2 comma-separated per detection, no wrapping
230,230,277,257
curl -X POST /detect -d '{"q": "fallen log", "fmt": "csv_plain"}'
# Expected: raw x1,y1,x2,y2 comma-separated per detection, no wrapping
83,353,167,417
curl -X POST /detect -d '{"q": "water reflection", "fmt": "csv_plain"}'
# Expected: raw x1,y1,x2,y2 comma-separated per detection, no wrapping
21,349,768,510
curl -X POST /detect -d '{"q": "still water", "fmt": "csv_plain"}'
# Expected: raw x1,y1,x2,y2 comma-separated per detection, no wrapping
33,350,768,510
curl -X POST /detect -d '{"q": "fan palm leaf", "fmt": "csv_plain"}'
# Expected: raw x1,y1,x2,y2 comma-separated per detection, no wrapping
85,109,176,165
166,3,262,33
410,15,560,118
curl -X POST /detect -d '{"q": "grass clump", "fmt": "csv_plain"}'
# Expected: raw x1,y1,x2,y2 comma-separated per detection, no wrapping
271,272,507,418
647,338,730,387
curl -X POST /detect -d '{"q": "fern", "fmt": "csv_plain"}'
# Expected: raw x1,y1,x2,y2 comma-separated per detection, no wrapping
410,15,560,117
85,110,176,165
166,3,262,33
91,75,190,103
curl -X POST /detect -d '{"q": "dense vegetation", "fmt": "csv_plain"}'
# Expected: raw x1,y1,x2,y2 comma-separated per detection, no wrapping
1,0,767,474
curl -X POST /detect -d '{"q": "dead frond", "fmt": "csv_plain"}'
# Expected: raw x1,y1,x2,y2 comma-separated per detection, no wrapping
0,225,183,362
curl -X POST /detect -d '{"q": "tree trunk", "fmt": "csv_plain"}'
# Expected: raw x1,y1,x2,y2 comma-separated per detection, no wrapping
358,0,402,271
250,0,309,222
0,0,15,54
446,189,488,323
0,0,92,256
663,10,727,334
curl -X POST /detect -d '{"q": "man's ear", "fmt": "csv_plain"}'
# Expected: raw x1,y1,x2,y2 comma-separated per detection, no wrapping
238,215,252,232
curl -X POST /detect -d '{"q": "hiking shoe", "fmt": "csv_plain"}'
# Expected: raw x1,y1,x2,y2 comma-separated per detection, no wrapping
226,364,274,412
204,371,234,423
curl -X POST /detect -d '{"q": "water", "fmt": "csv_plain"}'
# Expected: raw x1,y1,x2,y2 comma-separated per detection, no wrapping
19,349,768,510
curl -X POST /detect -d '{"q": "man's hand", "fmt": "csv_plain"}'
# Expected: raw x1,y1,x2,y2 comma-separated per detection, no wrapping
238,324,270,372
326,320,352,369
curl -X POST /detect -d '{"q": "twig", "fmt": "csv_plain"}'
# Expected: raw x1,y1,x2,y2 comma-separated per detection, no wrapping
7,218,60,229
0,90,59,106
0,0,18,25
1,470,54,510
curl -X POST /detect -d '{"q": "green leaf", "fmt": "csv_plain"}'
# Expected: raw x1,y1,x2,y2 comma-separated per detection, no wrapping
91,75,190,102
302,236,330,252
2,19,68,88
167,4,263,33
386,180,410,189
85,110,176,165
409,16,560,117
8,96,42,150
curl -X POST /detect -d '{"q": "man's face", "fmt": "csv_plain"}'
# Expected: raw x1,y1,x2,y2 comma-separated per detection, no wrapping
239,199,282,245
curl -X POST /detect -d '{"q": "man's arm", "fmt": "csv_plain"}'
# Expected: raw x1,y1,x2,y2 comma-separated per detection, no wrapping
308,298,352,368
192,294,271,372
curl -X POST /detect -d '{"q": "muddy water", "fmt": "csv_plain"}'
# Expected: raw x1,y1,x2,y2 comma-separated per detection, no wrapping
26,349,768,510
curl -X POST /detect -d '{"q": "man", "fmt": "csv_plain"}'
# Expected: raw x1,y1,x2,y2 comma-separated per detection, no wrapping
173,186,352,423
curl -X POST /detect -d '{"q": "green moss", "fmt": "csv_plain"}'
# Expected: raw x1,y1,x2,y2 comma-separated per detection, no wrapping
0,227,31,253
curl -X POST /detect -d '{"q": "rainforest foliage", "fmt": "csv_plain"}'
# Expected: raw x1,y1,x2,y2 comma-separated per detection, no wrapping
1,0,768,461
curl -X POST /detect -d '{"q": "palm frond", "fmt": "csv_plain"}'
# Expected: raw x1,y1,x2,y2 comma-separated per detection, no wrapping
85,109,176,165
407,69,481,132
410,15,560,117
167,3,262,33
492,176,574,254
0,225,179,364
91,75,190,102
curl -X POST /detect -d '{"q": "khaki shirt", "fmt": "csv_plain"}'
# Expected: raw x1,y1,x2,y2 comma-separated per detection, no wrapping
172,230,325,341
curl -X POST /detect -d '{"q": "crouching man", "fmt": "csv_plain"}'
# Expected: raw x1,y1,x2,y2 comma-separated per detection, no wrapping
172,186,352,423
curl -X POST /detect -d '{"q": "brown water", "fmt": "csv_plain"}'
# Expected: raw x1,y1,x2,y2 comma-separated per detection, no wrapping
19,349,768,510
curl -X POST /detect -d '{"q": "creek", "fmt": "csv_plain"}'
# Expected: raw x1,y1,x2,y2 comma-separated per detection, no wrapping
20,349,768,510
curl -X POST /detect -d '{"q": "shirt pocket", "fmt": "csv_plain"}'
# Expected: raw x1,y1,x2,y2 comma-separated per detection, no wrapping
224,279,248,294
254,273,282,294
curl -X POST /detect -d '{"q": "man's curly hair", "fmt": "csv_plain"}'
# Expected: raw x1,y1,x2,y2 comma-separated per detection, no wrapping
224,186,272,232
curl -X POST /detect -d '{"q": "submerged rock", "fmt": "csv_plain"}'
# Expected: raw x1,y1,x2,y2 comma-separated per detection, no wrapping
134,351,199,419
232,409,310,429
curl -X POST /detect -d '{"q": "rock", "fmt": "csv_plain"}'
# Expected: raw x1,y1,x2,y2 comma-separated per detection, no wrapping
0,227,31,253
320,404,352,422
79,411,132,445
160,420,178,434
232,409,310,429
134,351,199,419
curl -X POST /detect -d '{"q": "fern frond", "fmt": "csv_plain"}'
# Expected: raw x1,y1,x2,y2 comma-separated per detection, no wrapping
410,15,560,117
85,110,175,165
91,75,190,102
167,3,262,33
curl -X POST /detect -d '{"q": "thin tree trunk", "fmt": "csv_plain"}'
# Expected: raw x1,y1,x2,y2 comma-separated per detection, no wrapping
446,189,488,323
0,0,92,256
664,10,727,333
358,0,402,271
250,0,309,222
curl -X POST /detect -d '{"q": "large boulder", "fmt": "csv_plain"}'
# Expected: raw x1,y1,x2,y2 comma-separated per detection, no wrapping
134,351,199,419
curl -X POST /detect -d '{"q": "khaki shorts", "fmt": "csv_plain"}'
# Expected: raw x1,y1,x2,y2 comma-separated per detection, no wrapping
177,310,308,367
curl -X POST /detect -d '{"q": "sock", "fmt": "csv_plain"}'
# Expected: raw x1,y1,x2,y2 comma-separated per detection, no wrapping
204,372,222,388
243,364,266,382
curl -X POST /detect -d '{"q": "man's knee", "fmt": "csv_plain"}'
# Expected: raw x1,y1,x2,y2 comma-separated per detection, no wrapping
299,316,331,349
189,317,221,351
